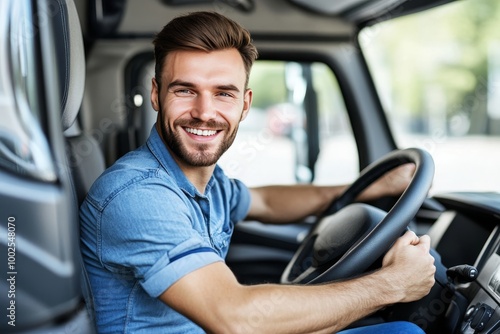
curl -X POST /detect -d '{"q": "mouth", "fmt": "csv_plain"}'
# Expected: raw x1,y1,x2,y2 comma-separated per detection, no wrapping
184,127,219,137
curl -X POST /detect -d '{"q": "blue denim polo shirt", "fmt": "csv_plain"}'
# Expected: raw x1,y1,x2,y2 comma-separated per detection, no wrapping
80,126,251,333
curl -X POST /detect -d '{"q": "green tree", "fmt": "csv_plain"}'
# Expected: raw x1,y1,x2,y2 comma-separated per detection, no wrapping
361,0,500,135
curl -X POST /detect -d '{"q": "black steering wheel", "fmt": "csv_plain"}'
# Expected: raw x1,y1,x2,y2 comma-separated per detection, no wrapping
281,148,434,284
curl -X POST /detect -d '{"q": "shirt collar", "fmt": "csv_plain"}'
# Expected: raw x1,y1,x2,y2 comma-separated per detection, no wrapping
146,125,216,198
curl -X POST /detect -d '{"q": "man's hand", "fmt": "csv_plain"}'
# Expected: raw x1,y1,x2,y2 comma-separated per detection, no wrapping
381,163,417,197
381,230,436,303
360,163,416,201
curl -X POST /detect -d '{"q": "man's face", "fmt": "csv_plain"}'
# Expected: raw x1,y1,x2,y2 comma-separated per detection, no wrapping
151,48,252,167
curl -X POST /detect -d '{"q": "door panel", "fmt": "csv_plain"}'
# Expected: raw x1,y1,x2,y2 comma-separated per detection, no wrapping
0,0,86,331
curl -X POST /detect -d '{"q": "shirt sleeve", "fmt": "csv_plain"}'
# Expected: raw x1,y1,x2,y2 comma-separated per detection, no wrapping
98,179,222,298
229,178,251,223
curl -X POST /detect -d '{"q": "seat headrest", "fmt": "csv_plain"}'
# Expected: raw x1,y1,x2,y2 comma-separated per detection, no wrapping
54,0,86,131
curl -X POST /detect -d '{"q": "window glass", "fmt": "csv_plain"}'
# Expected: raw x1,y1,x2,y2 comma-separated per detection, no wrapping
360,0,500,194
218,61,358,187
0,0,56,181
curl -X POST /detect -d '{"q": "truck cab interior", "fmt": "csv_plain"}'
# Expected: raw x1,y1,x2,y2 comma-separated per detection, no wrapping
1,0,499,333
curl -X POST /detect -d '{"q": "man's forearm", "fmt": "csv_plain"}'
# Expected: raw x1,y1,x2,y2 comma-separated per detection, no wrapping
247,163,416,225
162,233,434,334
227,269,399,334
247,183,389,224
247,185,346,224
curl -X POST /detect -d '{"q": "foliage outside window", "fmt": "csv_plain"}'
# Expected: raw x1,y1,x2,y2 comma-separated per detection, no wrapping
360,0,500,194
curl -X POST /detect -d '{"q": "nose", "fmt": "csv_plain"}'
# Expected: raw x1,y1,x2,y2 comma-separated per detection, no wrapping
190,93,216,121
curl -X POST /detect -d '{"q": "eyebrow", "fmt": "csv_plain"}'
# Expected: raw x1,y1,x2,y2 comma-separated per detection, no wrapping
167,80,195,91
167,80,240,93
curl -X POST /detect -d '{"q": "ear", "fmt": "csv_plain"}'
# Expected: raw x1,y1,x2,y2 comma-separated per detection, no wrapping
240,88,253,122
151,77,160,112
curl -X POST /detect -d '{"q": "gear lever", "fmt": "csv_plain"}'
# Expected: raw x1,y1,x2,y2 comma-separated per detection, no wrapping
446,264,478,285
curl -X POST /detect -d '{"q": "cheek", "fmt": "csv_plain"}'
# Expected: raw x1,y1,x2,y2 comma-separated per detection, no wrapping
212,98,237,110
221,114,244,131
163,99,190,119
216,100,245,120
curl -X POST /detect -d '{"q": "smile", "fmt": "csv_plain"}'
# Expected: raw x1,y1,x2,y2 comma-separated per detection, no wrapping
185,127,218,136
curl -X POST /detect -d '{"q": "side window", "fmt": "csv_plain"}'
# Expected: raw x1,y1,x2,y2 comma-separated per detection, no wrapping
0,0,56,182
218,61,358,187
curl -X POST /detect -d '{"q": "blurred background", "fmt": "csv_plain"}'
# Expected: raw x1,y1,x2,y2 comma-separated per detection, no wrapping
219,0,500,195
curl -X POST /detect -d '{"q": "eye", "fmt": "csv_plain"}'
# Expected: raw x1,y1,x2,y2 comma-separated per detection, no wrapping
174,89,193,96
217,92,233,98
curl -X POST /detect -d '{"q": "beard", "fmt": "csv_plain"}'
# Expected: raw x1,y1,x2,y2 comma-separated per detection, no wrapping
159,114,239,167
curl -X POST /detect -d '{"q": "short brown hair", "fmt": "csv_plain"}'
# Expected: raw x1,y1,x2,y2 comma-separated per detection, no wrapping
153,11,258,88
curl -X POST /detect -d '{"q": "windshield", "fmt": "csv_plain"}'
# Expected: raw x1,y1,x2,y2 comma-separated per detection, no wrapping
360,0,500,195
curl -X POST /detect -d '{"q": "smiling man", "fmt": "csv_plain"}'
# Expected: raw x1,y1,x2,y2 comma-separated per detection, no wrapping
151,47,251,192
80,11,435,334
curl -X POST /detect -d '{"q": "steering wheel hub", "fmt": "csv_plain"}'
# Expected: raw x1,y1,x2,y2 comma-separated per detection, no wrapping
313,204,386,267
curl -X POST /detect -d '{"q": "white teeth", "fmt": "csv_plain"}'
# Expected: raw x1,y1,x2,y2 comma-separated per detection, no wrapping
185,128,217,136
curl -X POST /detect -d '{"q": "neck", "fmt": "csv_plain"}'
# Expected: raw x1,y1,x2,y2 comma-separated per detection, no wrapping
155,122,216,194
177,162,215,195
163,142,215,194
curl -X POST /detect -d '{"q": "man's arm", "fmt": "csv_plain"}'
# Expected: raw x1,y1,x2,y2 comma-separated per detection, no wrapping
247,163,415,224
159,231,435,334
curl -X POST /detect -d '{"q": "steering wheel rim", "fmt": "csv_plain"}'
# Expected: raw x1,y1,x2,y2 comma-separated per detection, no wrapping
281,148,434,285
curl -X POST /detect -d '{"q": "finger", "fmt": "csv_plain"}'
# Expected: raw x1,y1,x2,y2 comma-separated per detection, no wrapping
397,230,419,246
416,234,431,251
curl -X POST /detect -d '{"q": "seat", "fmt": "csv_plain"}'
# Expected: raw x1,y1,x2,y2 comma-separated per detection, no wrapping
65,123,106,205
55,0,104,331
57,0,105,205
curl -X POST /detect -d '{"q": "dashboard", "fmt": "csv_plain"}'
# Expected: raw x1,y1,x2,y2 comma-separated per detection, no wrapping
430,192,500,334
229,190,500,333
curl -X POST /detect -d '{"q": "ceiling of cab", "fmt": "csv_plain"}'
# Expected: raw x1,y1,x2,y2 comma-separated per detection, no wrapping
82,0,455,39
288,0,455,24
88,0,354,39
290,0,395,15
